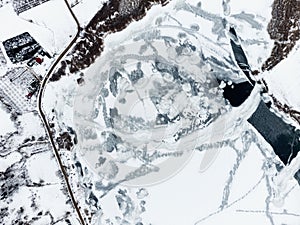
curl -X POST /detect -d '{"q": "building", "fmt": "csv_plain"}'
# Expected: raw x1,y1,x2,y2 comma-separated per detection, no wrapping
0,67,40,113
3,32,43,64
12,0,50,15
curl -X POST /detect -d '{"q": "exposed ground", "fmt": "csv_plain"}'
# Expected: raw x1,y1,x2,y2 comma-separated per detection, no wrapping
259,0,300,128
50,0,169,81
262,0,300,71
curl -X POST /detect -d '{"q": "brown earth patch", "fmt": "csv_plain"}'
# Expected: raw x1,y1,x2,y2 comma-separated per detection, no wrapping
262,0,300,71
50,0,169,82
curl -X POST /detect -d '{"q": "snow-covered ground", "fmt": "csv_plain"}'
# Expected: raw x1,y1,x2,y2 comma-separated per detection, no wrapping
264,42,300,112
143,147,263,225
37,0,300,224
0,151,22,172
227,0,274,70
20,0,77,54
0,102,15,136
2,177,80,225
0,4,53,57
42,74,78,126
68,0,107,27
18,113,46,138
0,0,77,59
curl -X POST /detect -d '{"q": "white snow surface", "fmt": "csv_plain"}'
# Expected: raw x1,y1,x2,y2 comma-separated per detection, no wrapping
18,113,46,138
0,152,22,172
40,0,300,225
0,4,52,56
264,43,300,112
230,0,273,16
19,0,77,54
26,150,61,183
0,103,15,136
68,0,107,27
0,0,77,56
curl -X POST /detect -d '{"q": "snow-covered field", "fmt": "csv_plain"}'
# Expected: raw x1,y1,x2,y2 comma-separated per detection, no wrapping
264,42,300,112
0,151,22,172
68,0,107,27
0,0,76,58
20,0,77,54
41,1,300,225
0,0,295,224
0,4,52,46
0,102,15,136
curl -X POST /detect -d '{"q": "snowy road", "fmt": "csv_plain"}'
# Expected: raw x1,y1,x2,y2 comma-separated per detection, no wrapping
36,0,85,224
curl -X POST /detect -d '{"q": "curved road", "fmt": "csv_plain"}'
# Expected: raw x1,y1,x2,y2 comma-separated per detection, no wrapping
36,1,85,225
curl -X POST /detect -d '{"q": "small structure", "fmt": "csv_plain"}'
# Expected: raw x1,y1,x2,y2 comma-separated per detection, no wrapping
35,57,43,64
12,0,50,15
0,67,40,113
3,32,51,64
